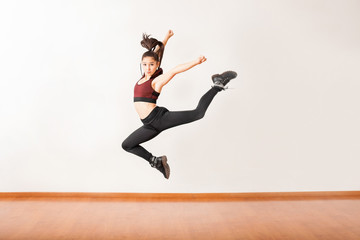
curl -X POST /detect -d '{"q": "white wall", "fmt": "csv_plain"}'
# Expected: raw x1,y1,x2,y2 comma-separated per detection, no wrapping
1,0,359,193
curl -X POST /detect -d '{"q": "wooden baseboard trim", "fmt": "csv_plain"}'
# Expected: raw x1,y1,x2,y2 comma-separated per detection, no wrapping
0,191,359,200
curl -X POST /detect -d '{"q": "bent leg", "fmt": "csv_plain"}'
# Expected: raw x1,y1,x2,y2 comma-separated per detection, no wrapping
158,87,219,131
122,125,159,161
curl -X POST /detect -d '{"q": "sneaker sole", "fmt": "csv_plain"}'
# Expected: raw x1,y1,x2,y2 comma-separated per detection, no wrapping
221,70,237,79
211,71,237,83
161,156,170,179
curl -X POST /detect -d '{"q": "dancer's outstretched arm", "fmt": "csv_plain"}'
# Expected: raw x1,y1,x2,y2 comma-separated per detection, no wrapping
154,30,174,53
152,56,207,92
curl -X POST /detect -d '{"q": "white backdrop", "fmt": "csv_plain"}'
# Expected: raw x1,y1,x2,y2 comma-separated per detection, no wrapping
1,0,359,193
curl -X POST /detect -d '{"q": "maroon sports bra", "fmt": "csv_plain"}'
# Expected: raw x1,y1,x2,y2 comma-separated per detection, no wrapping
134,68,163,104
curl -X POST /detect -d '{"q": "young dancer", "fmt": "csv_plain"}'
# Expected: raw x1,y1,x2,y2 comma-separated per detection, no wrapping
122,30,237,179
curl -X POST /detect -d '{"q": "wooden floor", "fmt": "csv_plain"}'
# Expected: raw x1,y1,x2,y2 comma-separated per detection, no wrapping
1,194,360,240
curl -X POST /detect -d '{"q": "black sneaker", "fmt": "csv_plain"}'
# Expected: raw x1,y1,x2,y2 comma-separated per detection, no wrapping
212,71,237,90
150,156,170,179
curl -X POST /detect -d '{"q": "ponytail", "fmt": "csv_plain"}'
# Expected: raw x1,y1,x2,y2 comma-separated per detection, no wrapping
140,33,165,67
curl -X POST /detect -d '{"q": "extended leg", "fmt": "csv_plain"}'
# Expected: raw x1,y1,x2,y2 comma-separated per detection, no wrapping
157,87,220,131
158,70,237,130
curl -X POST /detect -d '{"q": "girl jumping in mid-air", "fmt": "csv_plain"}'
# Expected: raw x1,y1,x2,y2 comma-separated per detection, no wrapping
122,30,237,179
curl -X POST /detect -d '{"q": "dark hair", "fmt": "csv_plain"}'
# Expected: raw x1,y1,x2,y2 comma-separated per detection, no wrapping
140,33,164,67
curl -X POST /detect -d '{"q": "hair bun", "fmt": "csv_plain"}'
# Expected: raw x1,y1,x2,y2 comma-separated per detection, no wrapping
141,33,160,51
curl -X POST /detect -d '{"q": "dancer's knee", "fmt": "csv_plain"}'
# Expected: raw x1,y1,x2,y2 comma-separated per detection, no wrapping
121,140,132,152
193,108,205,121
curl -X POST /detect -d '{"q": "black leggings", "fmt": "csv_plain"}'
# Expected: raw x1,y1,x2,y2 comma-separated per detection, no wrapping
122,87,220,161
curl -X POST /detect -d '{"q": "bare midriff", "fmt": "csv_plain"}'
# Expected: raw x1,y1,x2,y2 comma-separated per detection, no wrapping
134,102,157,120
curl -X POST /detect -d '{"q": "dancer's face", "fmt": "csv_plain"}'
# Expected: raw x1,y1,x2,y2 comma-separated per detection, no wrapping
141,57,159,77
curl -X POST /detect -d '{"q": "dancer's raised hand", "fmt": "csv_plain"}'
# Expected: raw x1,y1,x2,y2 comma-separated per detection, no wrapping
196,55,207,65
167,30,174,38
